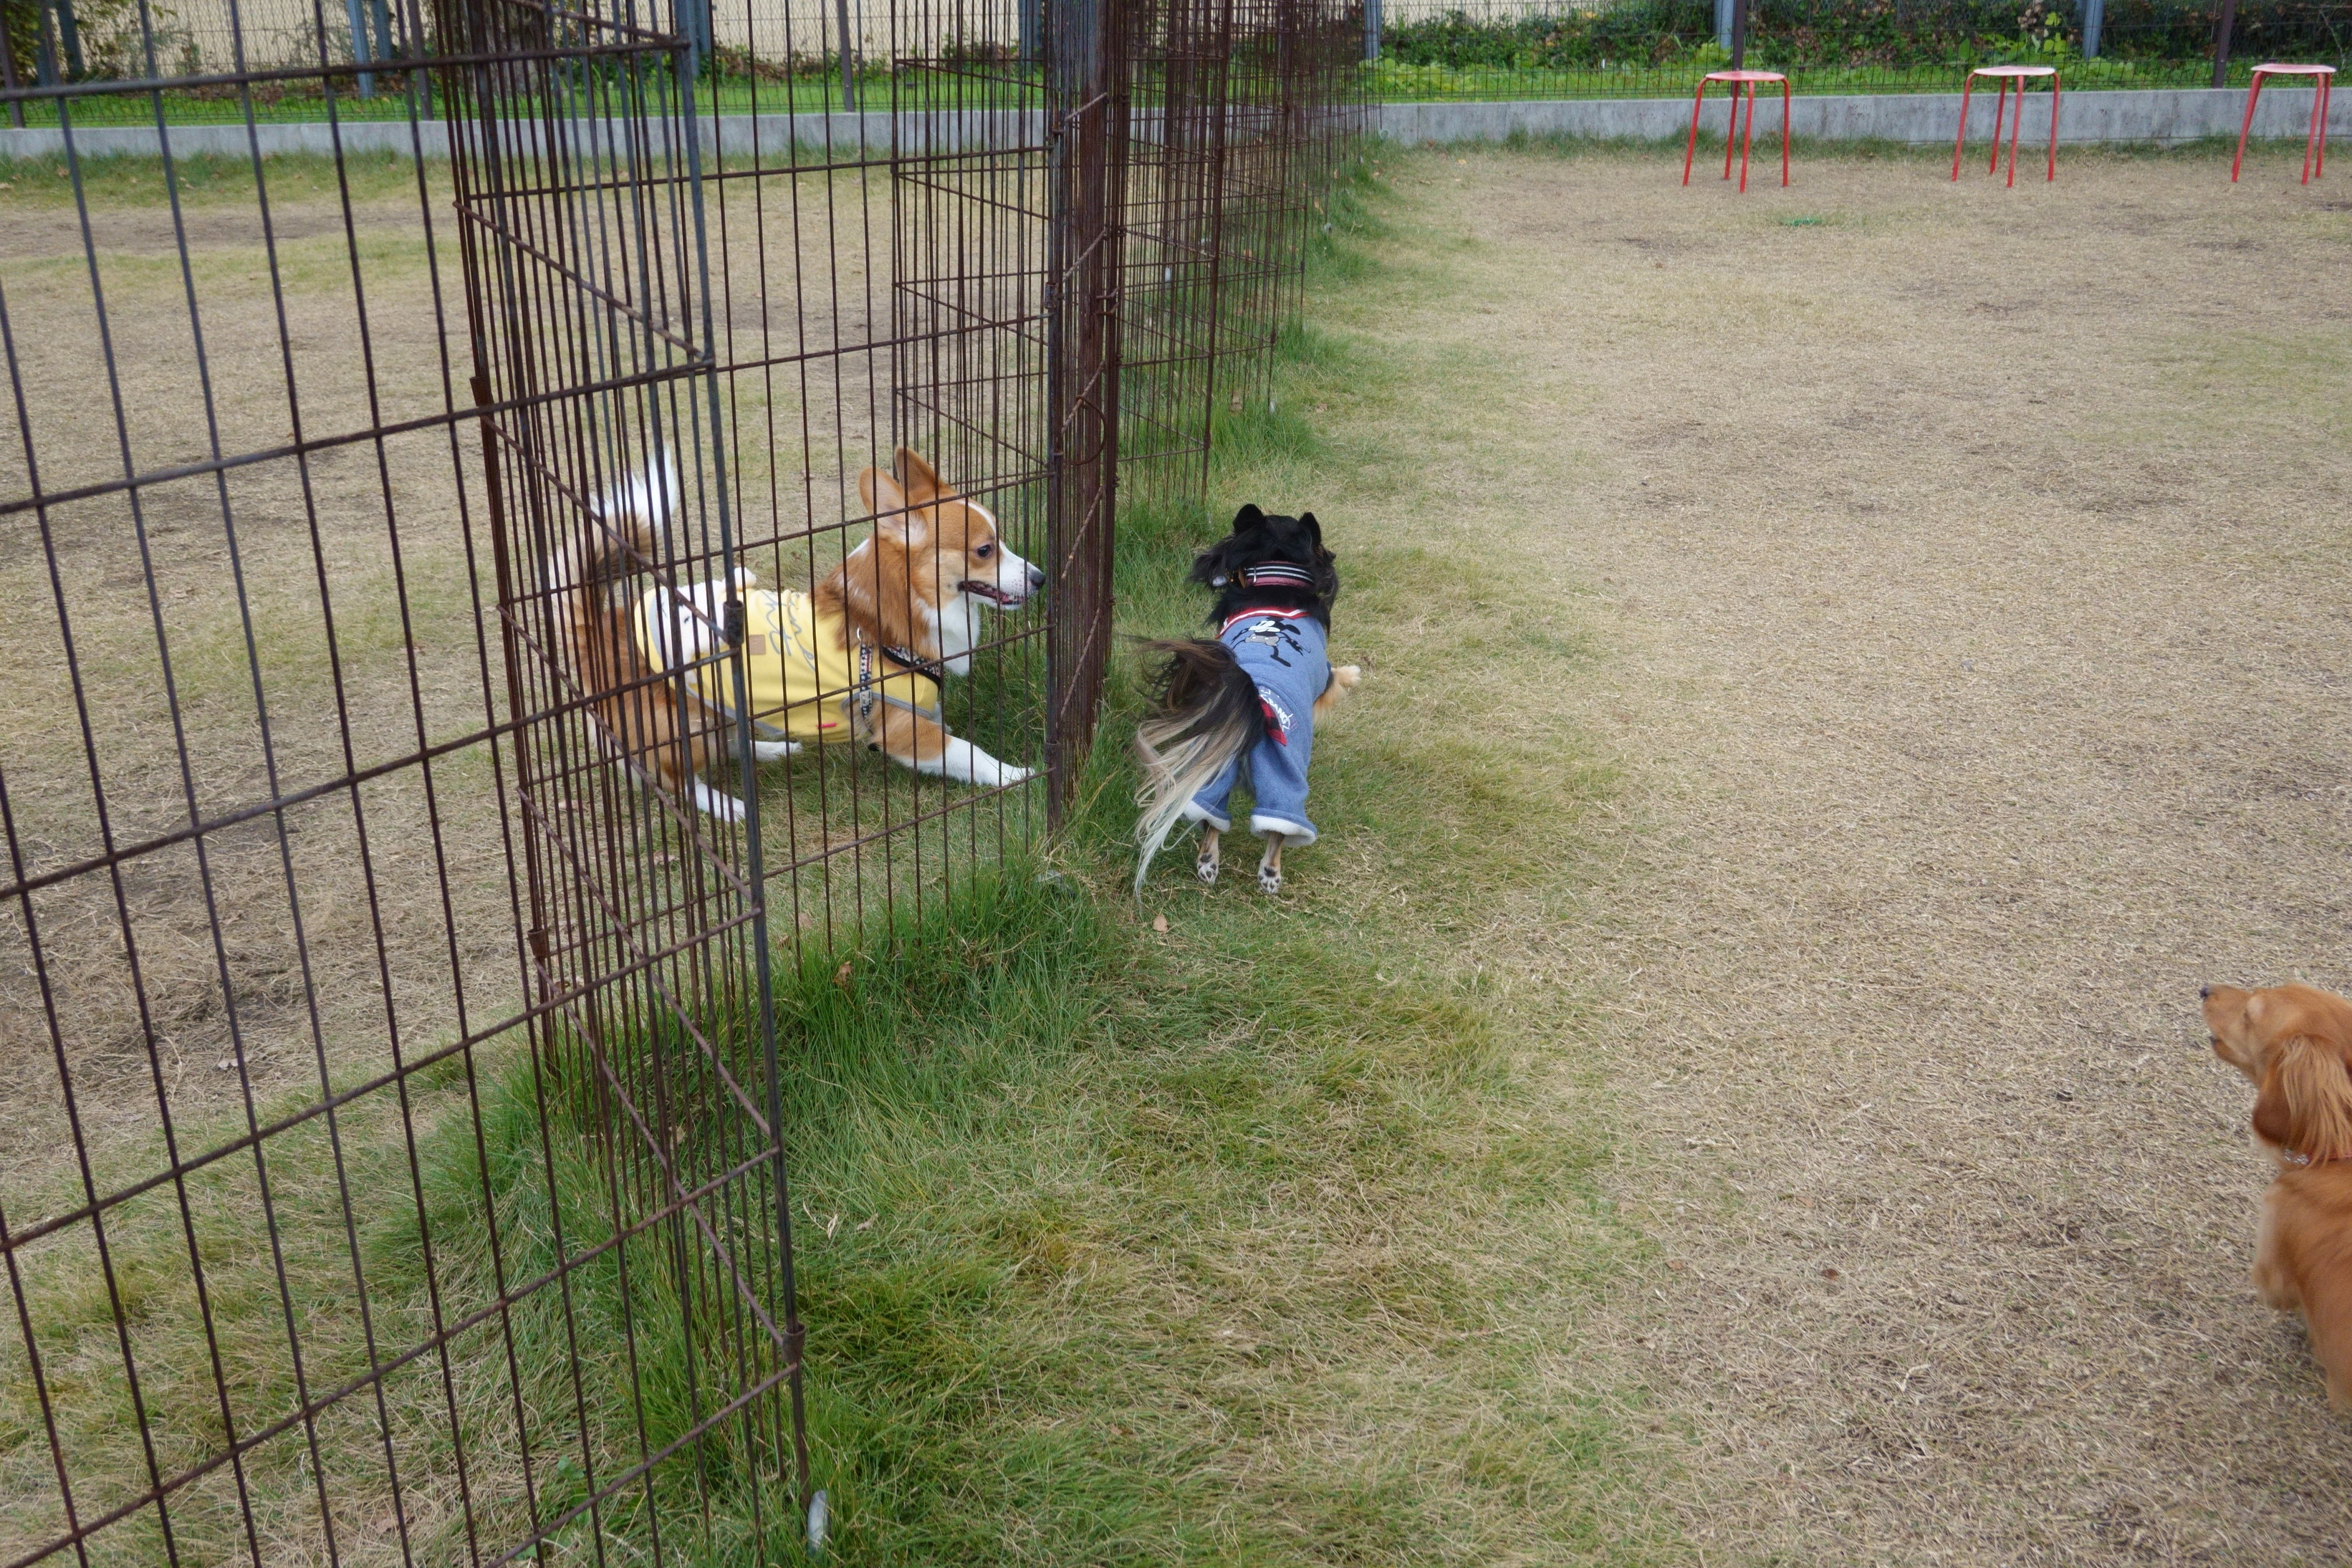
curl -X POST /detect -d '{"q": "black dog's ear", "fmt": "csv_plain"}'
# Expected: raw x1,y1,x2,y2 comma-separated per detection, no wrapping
1191,506,1266,587
1297,513,1340,599
1189,533,1239,587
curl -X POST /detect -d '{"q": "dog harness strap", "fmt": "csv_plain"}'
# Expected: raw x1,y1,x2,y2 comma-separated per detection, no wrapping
854,633,946,736
879,642,949,683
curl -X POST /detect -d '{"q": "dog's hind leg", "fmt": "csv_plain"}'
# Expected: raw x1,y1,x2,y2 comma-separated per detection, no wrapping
1313,664,1361,721
2303,1273,2352,1410
1257,833,1285,896
751,739,802,764
1196,827,1221,885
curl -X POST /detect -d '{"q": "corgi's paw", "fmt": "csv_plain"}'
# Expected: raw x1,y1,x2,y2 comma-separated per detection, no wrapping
752,739,802,763
1333,664,1361,689
1257,863,1282,896
691,779,747,822
1196,851,1220,885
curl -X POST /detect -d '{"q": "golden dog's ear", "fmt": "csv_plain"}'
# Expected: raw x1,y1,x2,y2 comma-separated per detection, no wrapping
894,448,947,508
2253,1034,2352,1161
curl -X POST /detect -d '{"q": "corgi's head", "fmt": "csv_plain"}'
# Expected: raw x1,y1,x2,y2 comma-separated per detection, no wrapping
859,449,1040,610
837,450,1042,665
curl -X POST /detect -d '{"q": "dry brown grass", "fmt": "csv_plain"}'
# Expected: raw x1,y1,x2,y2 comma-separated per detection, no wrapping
1323,141,2352,1563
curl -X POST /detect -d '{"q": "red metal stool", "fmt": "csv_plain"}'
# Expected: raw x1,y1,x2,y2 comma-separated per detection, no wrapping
1952,64,2060,187
2232,63,2335,184
1684,69,1790,193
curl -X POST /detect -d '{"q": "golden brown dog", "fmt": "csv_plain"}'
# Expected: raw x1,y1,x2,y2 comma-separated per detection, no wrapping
2202,981,2352,1408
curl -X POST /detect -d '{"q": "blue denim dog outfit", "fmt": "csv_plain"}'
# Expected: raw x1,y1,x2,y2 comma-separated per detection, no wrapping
1184,609,1328,845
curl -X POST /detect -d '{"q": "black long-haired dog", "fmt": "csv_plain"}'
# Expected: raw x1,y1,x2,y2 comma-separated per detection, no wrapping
1133,505,1360,895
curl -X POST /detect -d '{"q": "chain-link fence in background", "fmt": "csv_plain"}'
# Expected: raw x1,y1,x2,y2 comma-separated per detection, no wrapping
0,0,1363,1558
8,0,2348,122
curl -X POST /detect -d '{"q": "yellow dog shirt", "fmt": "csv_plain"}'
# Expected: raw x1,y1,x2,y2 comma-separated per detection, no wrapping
635,587,940,744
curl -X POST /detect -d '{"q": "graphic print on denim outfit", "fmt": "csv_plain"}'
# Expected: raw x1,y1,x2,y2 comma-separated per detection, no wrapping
1188,610,1329,844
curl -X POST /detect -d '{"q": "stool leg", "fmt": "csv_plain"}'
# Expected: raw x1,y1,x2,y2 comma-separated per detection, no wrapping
1953,74,1975,180
1992,79,2007,176
1739,80,1757,193
1724,83,1739,181
2319,76,2330,178
1684,78,1707,186
2006,79,2023,186
2233,70,2265,181
2047,74,2060,182
1781,77,1792,187
2306,74,2324,183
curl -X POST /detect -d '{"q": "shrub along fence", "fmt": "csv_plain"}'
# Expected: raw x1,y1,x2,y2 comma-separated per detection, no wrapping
1361,0,2351,98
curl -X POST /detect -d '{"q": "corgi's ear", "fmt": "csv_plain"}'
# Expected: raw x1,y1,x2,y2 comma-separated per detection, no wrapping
861,466,911,532
895,448,947,507
2254,1034,2352,1161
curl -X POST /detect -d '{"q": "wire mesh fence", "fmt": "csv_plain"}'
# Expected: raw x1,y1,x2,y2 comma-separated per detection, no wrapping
1,0,1360,1560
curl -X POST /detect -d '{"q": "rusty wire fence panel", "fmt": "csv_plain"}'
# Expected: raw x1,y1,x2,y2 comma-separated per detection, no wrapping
683,0,1065,933
1,0,1362,1559
1,3,813,1561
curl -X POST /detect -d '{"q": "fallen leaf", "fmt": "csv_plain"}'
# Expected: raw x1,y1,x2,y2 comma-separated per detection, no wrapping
1666,1259,1686,1272
833,961,852,986
1152,914,1168,934
1821,1266,1840,1280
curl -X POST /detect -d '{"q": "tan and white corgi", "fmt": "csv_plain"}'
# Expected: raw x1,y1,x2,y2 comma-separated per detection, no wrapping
551,448,1041,821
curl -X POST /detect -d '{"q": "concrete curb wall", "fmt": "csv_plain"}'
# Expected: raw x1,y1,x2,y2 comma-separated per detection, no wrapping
0,109,1045,163
0,87,2337,161
1376,86,2348,146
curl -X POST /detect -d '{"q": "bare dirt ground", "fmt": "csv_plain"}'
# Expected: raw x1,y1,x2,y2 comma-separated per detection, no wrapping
1339,145,2352,1564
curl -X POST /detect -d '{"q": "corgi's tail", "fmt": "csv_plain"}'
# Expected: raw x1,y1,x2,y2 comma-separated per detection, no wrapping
546,450,679,673
1132,638,1259,895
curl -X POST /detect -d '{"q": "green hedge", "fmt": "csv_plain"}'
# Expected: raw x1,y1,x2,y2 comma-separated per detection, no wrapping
1378,0,2349,69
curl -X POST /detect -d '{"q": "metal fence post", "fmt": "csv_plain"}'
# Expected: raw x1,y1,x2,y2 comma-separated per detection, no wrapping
677,0,714,64
2211,0,2237,87
1045,0,1131,824
2081,0,2103,58
345,0,375,95
1716,0,1734,52
1365,0,1380,63
836,0,860,110
1729,0,1749,69
1,9,24,126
